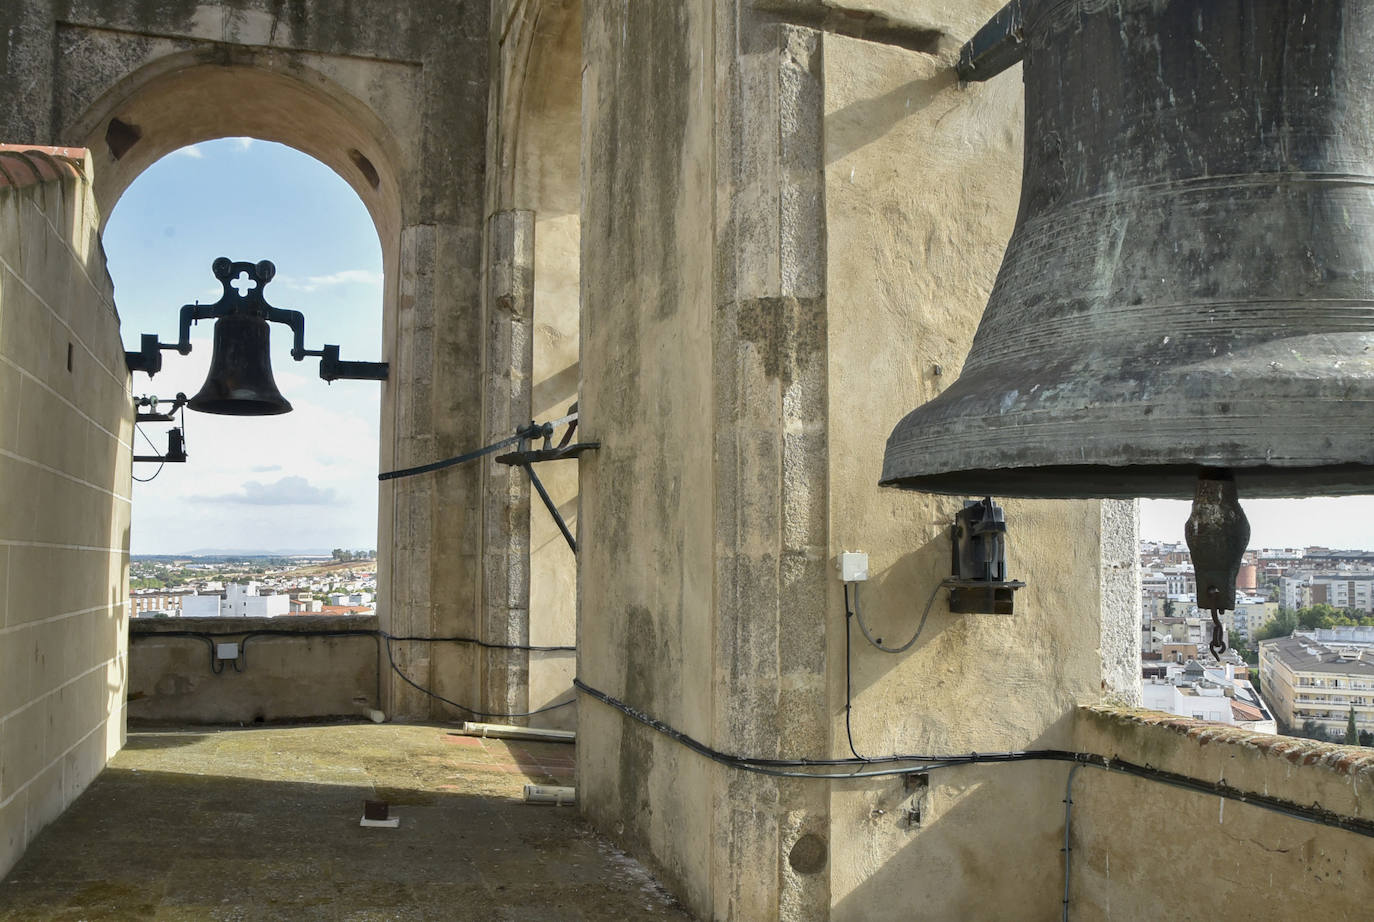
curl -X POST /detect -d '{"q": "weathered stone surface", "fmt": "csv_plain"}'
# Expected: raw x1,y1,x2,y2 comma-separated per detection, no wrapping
128,615,381,724
1072,706,1374,918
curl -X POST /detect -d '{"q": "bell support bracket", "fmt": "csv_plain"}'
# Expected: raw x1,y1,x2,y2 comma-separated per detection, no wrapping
494,409,599,554
956,0,1024,83
132,427,187,464
125,258,389,383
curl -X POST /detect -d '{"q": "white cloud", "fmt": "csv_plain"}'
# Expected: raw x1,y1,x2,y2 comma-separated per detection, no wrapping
278,269,383,293
204,475,337,506
170,145,205,159
231,137,255,151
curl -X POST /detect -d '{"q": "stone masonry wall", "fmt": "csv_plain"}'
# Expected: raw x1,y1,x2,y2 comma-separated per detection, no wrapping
1072,707,1374,919
0,147,130,879
127,615,380,725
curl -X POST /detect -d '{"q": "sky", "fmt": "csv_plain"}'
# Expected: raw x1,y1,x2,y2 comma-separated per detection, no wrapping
106,139,382,555
1140,497,1374,551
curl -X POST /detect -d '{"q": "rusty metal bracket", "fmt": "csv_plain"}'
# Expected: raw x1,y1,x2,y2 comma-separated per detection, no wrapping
492,410,597,554
134,392,188,423
494,442,600,466
946,579,1026,615
956,0,1024,83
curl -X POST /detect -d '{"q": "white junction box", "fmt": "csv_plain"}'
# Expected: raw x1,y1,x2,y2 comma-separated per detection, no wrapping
215,642,240,661
836,551,869,582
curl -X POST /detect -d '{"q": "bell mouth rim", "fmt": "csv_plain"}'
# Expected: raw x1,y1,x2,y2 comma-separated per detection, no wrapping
879,462,1374,500
186,397,293,416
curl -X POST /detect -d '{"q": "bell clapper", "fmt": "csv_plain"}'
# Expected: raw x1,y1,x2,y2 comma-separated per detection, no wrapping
1183,469,1251,664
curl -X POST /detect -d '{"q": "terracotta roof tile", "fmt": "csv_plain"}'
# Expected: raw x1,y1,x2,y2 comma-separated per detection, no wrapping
0,146,87,190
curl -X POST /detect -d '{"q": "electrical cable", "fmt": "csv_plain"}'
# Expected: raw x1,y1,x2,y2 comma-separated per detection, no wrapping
386,633,574,653
1062,764,1079,922
851,579,944,654
571,678,963,779
378,411,578,482
383,635,575,719
571,677,1374,837
842,584,864,760
131,425,167,483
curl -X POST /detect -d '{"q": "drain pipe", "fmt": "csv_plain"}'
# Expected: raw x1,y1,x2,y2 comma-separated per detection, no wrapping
1062,764,1080,922
455,721,576,743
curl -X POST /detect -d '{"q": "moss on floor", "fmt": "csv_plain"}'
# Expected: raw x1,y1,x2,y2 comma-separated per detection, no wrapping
0,724,691,921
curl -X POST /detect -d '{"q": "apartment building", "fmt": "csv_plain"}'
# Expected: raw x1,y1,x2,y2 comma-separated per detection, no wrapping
1259,631,1374,738
1282,572,1374,613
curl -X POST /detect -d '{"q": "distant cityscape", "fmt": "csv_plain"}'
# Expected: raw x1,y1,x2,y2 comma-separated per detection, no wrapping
133,543,1373,748
1141,541,1374,747
129,549,378,619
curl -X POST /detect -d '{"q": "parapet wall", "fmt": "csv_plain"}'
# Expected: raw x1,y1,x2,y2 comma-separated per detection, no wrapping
1070,706,1374,919
128,615,381,724
0,146,130,879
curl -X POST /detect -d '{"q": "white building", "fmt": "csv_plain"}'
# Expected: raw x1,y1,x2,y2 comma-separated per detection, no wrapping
1142,660,1276,734
182,583,290,617
181,593,223,617
224,582,290,617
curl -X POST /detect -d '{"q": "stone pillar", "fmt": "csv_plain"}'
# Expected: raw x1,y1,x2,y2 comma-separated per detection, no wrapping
713,20,831,922
481,209,535,721
382,222,440,718
578,4,830,918
1100,499,1143,704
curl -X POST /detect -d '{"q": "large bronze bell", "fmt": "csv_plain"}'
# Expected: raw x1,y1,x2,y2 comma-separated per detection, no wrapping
187,312,293,416
883,0,1374,500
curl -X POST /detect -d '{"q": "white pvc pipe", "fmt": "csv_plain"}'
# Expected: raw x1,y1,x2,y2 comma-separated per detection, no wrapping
457,721,575,743
524,784,576,805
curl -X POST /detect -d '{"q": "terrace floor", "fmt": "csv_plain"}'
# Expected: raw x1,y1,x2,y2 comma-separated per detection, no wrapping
0,724,692,921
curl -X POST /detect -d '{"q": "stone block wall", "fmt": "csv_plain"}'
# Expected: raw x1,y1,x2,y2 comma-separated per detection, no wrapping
128,615,380,724
0,147,130,879
1071,707,1374,918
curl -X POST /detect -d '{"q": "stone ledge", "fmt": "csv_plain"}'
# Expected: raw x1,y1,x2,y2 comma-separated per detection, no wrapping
1076,704,1374,819
131,614,379,635
0,146,86,189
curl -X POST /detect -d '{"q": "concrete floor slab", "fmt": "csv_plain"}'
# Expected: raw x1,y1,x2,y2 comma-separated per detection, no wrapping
0,724,691,921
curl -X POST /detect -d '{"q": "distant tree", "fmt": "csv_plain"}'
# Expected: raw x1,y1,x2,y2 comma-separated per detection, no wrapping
1163,599,1176,618
1256,608,1300,641
332,548,345,562
1360,730,1373,748
1298,604,1341,631
1346,708,1359,746
1300,719,1330,742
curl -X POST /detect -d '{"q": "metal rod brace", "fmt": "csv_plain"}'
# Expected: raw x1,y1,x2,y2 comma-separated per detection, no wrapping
956,0,1025,83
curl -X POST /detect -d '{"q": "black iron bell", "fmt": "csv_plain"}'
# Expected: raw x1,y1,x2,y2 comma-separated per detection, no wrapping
187,312,292,416
883,0,1374,500
186,258,292,416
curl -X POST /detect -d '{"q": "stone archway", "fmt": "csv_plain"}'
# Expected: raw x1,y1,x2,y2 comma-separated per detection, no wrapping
4,2,494,719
